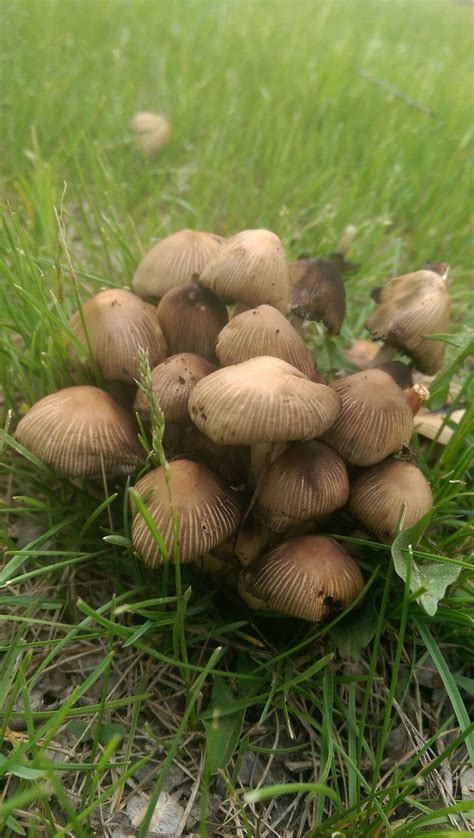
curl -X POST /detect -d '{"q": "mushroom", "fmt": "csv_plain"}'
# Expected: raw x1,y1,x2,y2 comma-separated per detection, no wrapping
156,282,228,363
238,535,364,621
255,440,349,532
215,304,319,379
180,426,250,486
132,229,223,300
349,457,433,543
15,386,143,477
129,111,171,157
288,257,346,335
376,361,414,391
199,229,290,313
69,288,167,384
321,369,414,466
134,353,216,425
131,459,240,567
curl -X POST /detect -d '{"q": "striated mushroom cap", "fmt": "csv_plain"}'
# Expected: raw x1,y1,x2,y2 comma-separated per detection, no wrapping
69,289,167,384
15,386,143,477
238,535,364,622
366,269,451,375
156,282,228,363
321,369,413,466
134,353,216,424
132,229,223,299
215,304,317,379
199,229,290,313
289,258,346,335
213,509,271,567
255,440,349,532
349,457,433,543
188,356,340,445
131,459,240,567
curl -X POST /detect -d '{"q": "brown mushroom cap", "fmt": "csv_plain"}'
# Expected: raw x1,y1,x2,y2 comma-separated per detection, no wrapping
15,386,143,477
132,229,223,299
199,229,290,313
321,369,414,466
180,425,250,485
349,457,433,543
69,289,167,384
238,535,364,621
255,440,349,532
366,269,451,375
131,459,240,567
212,509,271,567
289,258,346,335
134,353,216,424
215,304,317,379
188,356,340,445
156,282,228,363
377,361,414,390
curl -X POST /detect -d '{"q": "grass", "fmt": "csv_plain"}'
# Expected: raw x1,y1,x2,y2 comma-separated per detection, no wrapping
0,0,473,834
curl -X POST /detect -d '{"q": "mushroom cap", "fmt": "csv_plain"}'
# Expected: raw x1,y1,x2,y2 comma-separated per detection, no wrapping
156,282,228,363
69,289,167,384
132,229,223,299
238,535,364,621
180,425,250,485
131,459,241,567
15,386,143,477
321,369,414,466
349,457,433,543
199,229,290,313
188,356,341,445
215,304,317,379
256,440,349,532
376,361,414,390
289,258,346,335
366,270,451,375
134,353,216,424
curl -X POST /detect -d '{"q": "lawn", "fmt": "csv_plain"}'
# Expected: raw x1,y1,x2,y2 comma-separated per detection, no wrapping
1,0,473,835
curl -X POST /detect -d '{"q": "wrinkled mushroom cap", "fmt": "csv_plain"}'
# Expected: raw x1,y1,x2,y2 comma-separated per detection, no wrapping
215,304,317,379
199,229,290,313
349,457,433,543
321,369,413,466
188,356,340,445
289,258,346,335
156,282,228,363
131,459,240,567
69,289,167,383
15,386,143,477
238,535,364,621
134,353,216,424
366,270,451,375
132,229,223,299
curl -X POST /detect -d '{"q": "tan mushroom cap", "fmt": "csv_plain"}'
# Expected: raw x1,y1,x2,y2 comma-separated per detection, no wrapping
131,460,241,567
349,457,433,543
289,258,346,335
366,269,451,375
238,535,364,622
321,369,413,466
256,440,349,532
188,356,340,445
215,305,317,379
15,386,143,477
181,426,250,486
156,282,228,363
199,229,290,313
69,289,167,384
132,229,223,299
134,353,216,424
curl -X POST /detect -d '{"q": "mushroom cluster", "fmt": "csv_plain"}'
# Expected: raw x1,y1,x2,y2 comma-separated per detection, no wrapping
15,227,451,623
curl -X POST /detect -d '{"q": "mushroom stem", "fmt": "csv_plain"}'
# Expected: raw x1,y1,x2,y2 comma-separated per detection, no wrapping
249,441,287,489
288,312,305,335
368,344,398,367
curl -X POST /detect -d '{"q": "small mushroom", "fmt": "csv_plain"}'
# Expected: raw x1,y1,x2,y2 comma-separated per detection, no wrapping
289,258,346,335
134,353,216,424
132,229,223,300
156,282,228,363
129,111,171,157
238,535,364,621
180,425,250,486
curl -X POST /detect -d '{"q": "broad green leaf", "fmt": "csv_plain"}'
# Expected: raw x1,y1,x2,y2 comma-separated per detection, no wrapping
330,597,378,659
203,675,245,775
5,815,26,836
0,755,46,780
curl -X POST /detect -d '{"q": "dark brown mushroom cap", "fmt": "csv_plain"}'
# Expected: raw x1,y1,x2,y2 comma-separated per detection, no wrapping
132,229,223,299
289,258,346,335
156,282,228,363
349,457,433,543
238,535,364,621
255,440,349,532
134,353,216,424
213,509,270,567
321,369,414,466
199,229,290,313
215,304,317,379
131,459,241,567
188,356,341,445
15,386,143,477
69,289,167,384
377,361,414,390
366,269,451,375
180,425,250,485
